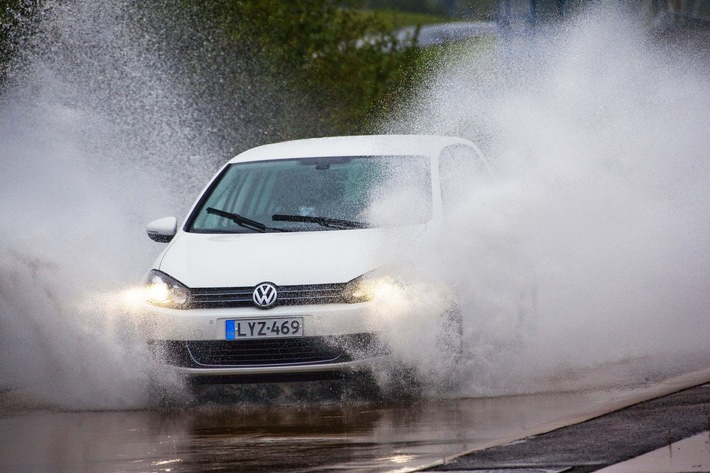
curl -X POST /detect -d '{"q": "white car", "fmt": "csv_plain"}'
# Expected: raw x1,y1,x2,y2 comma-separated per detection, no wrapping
142,135,487,384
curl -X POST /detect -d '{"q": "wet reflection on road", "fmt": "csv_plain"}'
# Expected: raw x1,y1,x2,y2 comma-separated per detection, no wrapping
3,354,710,473
0,385,659,473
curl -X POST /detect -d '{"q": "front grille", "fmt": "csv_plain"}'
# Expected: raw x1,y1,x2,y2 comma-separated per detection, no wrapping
151,334,383,368
187,337,345,366
190,283,347,309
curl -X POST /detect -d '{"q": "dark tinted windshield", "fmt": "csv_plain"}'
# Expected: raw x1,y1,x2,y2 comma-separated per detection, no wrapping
188,155,431,233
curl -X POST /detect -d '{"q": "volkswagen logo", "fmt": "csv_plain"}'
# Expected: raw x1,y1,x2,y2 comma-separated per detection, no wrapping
252,282,278,309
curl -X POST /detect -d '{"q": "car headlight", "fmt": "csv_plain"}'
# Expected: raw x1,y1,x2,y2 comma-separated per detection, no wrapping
343,270,405,303
145,270,191,308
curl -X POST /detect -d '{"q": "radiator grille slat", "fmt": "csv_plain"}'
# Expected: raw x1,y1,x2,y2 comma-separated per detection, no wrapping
185,335,377,366
190,283,347,308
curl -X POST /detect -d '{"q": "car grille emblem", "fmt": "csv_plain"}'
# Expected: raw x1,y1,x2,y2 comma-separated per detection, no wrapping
252,282,278,309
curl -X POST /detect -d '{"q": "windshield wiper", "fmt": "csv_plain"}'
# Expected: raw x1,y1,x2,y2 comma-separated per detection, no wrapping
272,214,369,230
206,207,286,233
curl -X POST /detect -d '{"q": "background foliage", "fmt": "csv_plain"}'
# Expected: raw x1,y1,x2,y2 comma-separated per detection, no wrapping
0,0,38,84
189,0,429,136
0,0,442,141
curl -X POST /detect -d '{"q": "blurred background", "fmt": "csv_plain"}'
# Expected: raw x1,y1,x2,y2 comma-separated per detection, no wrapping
1,0,707,161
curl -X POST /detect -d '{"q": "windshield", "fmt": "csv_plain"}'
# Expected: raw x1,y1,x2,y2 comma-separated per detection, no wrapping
187,155,431,233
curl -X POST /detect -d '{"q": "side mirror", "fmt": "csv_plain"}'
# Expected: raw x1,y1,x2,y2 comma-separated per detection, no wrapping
146,216,178,243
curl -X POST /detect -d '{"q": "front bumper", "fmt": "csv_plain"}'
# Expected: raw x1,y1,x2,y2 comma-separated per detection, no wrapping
139,301,388,379
139,301,374,341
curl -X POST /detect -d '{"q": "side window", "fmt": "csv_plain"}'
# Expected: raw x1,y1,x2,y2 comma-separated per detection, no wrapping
439,145,487,214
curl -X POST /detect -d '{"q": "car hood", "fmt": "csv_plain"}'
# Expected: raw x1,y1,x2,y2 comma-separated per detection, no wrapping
155,226,424,288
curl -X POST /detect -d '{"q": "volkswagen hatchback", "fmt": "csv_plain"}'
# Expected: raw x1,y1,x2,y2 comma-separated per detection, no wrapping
142,135,486,383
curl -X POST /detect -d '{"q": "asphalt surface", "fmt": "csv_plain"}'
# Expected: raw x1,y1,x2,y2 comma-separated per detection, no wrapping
3,361,710,472
427,383,710,473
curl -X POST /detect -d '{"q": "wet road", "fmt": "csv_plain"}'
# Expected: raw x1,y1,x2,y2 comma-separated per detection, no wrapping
0,389,631,473
2,356,710,473
431,382,710,473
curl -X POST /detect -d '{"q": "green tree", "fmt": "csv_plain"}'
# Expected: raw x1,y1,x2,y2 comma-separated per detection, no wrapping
199,0,426,135
0,0,430,140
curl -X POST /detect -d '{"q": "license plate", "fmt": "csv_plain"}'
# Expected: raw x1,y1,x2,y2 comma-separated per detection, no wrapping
225,318,304,340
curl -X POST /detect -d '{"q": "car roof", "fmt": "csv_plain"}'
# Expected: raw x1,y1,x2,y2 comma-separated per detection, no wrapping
228,135,479,163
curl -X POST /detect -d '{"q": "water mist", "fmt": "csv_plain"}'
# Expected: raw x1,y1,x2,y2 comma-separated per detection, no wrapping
377,4,710,396
2,1,708,407
0,0,244,409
